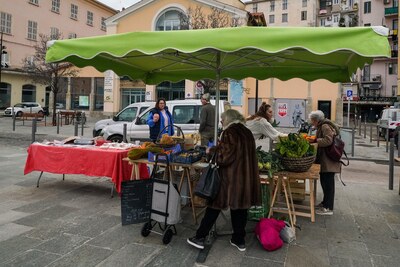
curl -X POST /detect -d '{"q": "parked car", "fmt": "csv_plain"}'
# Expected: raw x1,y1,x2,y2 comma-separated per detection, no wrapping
100,99,231,143
3,102,44,117
56,103,64,109
377,106,400,139
93,101,155,137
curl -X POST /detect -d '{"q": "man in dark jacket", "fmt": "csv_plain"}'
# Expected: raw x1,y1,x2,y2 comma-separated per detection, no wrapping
199,93,215,146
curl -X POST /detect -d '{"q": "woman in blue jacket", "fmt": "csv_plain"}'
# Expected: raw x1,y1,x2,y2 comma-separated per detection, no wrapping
147,98,174,142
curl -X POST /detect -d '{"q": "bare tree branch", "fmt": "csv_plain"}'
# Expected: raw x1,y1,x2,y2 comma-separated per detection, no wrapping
22,33,79,125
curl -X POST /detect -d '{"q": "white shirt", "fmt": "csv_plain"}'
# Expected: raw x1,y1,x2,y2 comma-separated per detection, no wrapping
245,117,287,151
160,109,169,128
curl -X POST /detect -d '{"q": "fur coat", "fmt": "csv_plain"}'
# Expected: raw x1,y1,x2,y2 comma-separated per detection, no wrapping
208,122,261,210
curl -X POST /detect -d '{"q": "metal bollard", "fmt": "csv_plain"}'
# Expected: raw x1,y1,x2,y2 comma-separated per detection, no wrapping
12,109,16,131
363,119,367,138
74,121,79,136
32,118,36,143
351,127,355,157
386,129,389,152
370,125,373,143
377,126,380,147
389,138,394,190
123,123,127,143
81,116,84,136
57,112,60,134
358,116,362,136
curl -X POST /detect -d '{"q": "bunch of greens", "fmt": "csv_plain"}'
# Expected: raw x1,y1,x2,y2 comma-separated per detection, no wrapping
275,133,316,158
256,147,284,178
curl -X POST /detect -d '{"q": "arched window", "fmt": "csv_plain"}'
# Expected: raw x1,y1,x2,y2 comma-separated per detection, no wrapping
0,82,11,109
155,9,185,31
22,84,36,102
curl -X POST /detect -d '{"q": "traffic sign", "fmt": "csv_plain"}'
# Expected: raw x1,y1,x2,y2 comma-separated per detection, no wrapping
346,90,353,100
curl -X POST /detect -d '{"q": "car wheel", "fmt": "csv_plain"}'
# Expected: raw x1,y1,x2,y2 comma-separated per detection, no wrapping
109,135,123,143
16,111,23,117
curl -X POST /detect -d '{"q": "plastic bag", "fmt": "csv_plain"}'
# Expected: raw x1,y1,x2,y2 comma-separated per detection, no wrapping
280,221,296,243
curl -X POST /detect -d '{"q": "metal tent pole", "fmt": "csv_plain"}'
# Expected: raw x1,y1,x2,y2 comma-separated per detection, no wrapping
213,52,221,145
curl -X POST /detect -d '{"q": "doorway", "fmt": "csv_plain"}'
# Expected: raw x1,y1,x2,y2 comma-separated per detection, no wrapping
318,101,331,119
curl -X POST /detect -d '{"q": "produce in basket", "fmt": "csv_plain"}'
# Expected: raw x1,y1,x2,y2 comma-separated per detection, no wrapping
159,134,175,145
128,146,163,160
275,133,316,158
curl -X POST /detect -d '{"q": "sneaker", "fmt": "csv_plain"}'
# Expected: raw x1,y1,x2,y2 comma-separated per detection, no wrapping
316,208,333,216
230,239,246,252
187,236,205,249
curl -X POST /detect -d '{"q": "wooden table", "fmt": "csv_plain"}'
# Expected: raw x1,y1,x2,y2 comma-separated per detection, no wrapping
125,158,208,224
261,164,320,223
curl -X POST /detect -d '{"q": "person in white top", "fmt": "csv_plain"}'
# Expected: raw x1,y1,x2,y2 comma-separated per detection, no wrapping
245,102,287,151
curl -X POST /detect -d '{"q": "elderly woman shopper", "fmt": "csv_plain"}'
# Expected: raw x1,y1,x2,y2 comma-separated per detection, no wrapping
246,102,287,151
309,110,341,216
187,109,261,252
147,98,174,142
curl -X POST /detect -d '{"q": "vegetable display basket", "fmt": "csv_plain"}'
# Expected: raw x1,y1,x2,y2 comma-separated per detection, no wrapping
280,155,316,172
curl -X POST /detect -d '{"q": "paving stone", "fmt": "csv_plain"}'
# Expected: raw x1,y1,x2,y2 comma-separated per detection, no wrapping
0,200,28,214
329,256,373,267
0,235,43,264
240,257,284,267
325,214,363,242
327,238,369,260
3,249,60,267
0,210,31,225
46,244,113,267
87,224,142,250
243,235,287,263
34,233,90,254
286,245,329,267
355,215,395,240
13,205,78,227
294,224,327,248
0,223,33,242
371,254,400,267
62,213,120,238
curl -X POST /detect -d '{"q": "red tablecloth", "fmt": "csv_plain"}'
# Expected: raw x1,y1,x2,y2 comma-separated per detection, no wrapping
24,143,149,193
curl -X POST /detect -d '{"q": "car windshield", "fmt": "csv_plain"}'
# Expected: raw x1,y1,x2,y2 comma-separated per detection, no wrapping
14,104,25,108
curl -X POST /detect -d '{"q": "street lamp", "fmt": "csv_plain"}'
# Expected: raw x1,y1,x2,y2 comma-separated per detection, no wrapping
0,31,9,83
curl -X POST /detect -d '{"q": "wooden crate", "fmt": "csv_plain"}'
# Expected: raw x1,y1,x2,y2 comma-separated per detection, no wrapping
289,179,306,201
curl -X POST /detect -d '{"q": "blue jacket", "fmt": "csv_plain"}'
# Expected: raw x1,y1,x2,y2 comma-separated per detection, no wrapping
147,107,174,141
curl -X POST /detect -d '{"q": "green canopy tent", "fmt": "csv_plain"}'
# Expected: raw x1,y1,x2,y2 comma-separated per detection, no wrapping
46,26,391,142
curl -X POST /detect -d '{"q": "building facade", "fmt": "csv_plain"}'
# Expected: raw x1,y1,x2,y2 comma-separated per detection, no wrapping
102,0,248,116
315,0,398,121
0,0,117,112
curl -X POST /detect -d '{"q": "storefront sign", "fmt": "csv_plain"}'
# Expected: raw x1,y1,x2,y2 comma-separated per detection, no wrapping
104,70,114,102
278,103,288,117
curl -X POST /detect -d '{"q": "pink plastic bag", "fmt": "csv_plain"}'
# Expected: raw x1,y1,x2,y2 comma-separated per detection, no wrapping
254,218,286,251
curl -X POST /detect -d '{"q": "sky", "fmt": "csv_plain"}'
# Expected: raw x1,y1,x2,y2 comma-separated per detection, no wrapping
98,0,140,10
98,0,252,11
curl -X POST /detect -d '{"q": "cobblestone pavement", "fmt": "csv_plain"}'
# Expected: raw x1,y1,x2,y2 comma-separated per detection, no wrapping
0,115,399,266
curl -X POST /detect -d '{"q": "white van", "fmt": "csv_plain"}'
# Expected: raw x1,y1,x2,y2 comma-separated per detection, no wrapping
93,102,155,137
377,106,400,139
101,99,230,142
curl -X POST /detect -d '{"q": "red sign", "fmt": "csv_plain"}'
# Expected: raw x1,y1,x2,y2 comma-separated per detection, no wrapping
278,103,288,117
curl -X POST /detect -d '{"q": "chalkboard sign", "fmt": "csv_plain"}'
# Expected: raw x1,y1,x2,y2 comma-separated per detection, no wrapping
121,179,153,225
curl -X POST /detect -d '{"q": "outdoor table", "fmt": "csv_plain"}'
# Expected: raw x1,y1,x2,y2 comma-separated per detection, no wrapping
24,143,149,194
261,164,320,223
125,158,208,224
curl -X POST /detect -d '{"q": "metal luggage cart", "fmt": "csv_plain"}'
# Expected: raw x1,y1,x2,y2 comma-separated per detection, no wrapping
141,153,181,244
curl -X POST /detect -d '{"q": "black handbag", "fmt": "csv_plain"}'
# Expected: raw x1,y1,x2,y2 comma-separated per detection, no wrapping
194,150,221,201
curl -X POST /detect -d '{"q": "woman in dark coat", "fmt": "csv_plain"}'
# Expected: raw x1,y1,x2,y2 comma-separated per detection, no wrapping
309,110,341,216
147,98,174,142
187,109,261,252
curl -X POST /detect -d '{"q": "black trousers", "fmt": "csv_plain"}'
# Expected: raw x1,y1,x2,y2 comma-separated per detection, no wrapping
320,172,335,210
196,207,248,244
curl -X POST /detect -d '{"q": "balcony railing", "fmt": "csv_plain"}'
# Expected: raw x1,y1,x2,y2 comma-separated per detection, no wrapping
385,7,398,16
